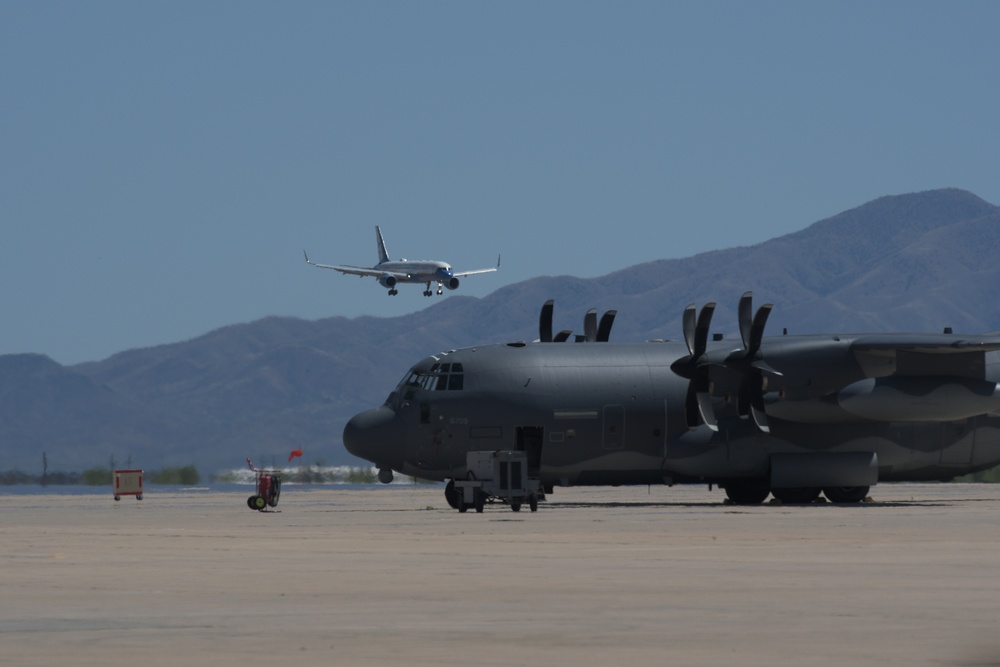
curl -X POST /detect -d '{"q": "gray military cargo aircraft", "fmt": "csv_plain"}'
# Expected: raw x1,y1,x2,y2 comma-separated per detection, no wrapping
343,293,1000,505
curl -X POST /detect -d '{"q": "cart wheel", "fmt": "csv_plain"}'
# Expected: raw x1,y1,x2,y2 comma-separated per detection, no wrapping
136,494,143,501
252,495,266,510
474,491,485,513
247,496,256,509
529,495,538,512
457,494,468,513
511,500,521,512
114,496,120,502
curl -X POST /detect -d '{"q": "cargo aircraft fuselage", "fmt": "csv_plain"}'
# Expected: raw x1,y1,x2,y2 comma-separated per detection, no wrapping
343,295,1000,504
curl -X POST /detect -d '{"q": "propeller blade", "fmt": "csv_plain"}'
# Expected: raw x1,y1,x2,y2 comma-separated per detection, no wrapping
584,309,598,342
682,304,697,356
695,373,718,431
736,374,753,418
751,405,771,433
539,300,554,343
597,310,617,342
553,330,572,343
738,292,753,349
748,303,773,355
694,302,716,357
684,382,701,429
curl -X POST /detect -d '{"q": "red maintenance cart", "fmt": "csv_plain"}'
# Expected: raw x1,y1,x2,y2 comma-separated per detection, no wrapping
113,469,143,501
245,458,281,511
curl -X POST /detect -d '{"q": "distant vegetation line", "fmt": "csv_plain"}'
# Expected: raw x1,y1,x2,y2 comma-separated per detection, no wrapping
0,465,437,486
1,465,201,486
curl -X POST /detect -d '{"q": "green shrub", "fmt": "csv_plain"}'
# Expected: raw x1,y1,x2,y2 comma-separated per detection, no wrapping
83,467,112,486
149,465,201,485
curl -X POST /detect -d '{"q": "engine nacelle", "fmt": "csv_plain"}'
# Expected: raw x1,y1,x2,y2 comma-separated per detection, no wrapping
445,277,460,290
378,274,397,289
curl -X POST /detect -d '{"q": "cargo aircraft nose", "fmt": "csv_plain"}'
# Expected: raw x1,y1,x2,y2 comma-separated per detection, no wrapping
343,406,404,479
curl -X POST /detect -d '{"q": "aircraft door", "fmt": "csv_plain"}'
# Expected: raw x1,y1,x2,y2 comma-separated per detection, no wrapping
516,426,544,477
415,401,449,469
603,405,624,450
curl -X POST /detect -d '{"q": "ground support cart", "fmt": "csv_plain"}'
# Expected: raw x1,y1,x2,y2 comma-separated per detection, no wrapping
453,450,542,513
113,469,143,501
246,458,281,511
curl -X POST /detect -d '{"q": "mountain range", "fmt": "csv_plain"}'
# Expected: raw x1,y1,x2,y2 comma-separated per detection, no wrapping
2,188,999,476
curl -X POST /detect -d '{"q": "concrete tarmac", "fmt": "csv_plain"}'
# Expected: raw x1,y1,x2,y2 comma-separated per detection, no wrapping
3,483,1000,666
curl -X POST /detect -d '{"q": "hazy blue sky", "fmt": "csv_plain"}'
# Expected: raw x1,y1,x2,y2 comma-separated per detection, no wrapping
3,1,999,364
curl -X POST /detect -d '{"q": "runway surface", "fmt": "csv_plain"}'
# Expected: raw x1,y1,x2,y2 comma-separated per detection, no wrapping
2,483,1000,666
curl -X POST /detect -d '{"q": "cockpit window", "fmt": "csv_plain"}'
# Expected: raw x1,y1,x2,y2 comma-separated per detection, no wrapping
398,362,466,394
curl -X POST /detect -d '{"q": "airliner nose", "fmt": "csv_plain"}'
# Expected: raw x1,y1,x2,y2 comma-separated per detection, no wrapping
342,406,403,469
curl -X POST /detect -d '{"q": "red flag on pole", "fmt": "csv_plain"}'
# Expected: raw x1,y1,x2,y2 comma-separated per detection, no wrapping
288,448,303,462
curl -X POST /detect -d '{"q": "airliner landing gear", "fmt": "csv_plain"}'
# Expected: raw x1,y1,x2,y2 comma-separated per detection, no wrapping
423,282,433,296
436,283,443,295
388,289,397,296
377,468,394,484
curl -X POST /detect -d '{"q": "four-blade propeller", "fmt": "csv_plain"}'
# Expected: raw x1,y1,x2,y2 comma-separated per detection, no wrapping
539,300,617,343
671,292,780,433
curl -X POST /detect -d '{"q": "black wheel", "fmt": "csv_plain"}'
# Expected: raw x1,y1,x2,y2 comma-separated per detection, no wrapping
444,480,459,509
529,494,538,512
511,500,522,512
114,496,121,502
771,487,821,504
247,496,256,509
457,493,468,513
724,479,771,505
136,494,143,501
823,486,870,503
474,491,485,513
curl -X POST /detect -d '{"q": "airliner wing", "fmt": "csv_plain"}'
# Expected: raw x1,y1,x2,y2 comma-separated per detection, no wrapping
453,255,501,278
303,251,408,278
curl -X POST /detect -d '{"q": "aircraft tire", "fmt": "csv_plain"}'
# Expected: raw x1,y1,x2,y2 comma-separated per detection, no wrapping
771,487,822,504
444,481,459,509
724,480,771,505
823,486,869,503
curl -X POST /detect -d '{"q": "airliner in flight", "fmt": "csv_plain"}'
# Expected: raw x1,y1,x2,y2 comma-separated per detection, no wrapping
304,226,499,296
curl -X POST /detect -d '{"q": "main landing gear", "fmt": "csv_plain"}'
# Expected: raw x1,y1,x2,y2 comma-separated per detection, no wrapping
723,479,870,505
422,282,444,296
388,289,398,296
